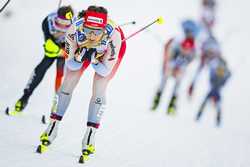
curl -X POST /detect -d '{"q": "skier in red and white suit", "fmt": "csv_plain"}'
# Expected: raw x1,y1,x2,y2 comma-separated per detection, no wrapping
37,6,126,162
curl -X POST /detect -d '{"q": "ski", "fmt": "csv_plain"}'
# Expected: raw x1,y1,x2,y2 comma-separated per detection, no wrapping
4,107,22,116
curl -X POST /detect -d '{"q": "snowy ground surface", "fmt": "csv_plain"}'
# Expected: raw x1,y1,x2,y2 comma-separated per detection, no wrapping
0,0,250,166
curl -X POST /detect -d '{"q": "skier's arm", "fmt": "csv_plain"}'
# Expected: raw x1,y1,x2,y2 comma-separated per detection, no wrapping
42,17,66,58
162,38,174,75
188,60,204,96
65,24,78,59
42,17,55,41
91,30,122,77
219,67,231,87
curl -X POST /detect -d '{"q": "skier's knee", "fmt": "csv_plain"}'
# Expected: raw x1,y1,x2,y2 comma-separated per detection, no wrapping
87,122,100,129
50,112,63,121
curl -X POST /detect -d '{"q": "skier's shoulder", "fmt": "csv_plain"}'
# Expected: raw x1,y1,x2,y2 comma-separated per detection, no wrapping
105,18,118,38
169,36,184,49
42,12,56,29
72,17,84,30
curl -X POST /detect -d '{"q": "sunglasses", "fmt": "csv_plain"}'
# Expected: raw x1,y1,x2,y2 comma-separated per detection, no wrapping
83,26,104,36
54,19,71,33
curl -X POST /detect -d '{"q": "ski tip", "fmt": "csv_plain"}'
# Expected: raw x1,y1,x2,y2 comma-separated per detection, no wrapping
41,115,46,124
166,107,176,116
78,156,84,164
36,145,42,154
5,107,9,115
78,157,84,164
36,144,47,154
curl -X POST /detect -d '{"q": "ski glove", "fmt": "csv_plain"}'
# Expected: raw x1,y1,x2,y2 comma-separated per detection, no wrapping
44,39,64,58
74,47,95,63
91,38,109,64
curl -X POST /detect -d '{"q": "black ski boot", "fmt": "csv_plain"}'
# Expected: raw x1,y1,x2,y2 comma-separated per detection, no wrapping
151,91,162,111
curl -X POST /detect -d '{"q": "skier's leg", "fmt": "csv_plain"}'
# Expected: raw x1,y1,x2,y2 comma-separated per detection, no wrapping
212,91,222,127
15,57,55,112
41,67,85,143
55,57,65,93
81,73,108,155
50,57,65,113
37,62,90,153
196,92,210,121
215,100,222,127
167,74,181,114
151,72,168,110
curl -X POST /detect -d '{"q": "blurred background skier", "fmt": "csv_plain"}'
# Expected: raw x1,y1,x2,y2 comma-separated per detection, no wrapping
187,34,229,127
151,19,199,115
6,6,74,116
198,0,217,40
195,56,231,127
36,5,126,164
188,35,221,97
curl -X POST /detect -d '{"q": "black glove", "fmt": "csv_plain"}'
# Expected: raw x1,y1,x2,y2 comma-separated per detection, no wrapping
74,47,96,63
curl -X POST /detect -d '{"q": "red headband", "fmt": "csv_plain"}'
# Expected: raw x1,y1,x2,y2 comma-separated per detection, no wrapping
84,10,107,28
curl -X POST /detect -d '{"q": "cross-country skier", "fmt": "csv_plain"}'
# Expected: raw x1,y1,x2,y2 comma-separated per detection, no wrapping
36,5,126,164
188,35,221,96
195,56,231,127
6,6,74,116
151,19,199,114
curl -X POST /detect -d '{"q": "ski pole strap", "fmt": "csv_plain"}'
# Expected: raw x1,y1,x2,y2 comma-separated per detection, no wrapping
58,0,62,9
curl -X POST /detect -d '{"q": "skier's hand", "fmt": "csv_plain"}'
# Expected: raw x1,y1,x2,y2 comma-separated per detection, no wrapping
58,49,68,58
74,47,88,63
44,39,62,58
91,39,109,64
96,39,108,55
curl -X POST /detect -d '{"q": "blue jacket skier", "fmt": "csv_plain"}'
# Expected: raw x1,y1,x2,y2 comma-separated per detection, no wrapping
196,56,231,127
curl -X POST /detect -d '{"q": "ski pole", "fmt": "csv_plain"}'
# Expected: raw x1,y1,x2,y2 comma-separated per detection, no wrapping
122,16,164,42
58,0,62,9
0,0,11,13
119,21,136,27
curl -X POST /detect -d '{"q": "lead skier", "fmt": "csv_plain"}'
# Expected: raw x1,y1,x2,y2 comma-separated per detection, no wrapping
36,5,126,164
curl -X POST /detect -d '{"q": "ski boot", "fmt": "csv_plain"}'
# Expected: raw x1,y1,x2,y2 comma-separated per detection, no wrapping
167,95,177,115
36,132,50,153
151,91,162,111
196,110,203,121
216,112,221,127
6,98,28,116
36,119,59,153
79,126,97,163
79,145,95,163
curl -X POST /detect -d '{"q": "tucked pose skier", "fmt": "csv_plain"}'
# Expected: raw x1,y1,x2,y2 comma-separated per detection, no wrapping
151,20,199,114
36,5,126,164
6,6,74,115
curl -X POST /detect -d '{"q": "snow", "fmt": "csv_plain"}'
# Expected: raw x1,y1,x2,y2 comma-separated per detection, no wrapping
0,0,250,166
